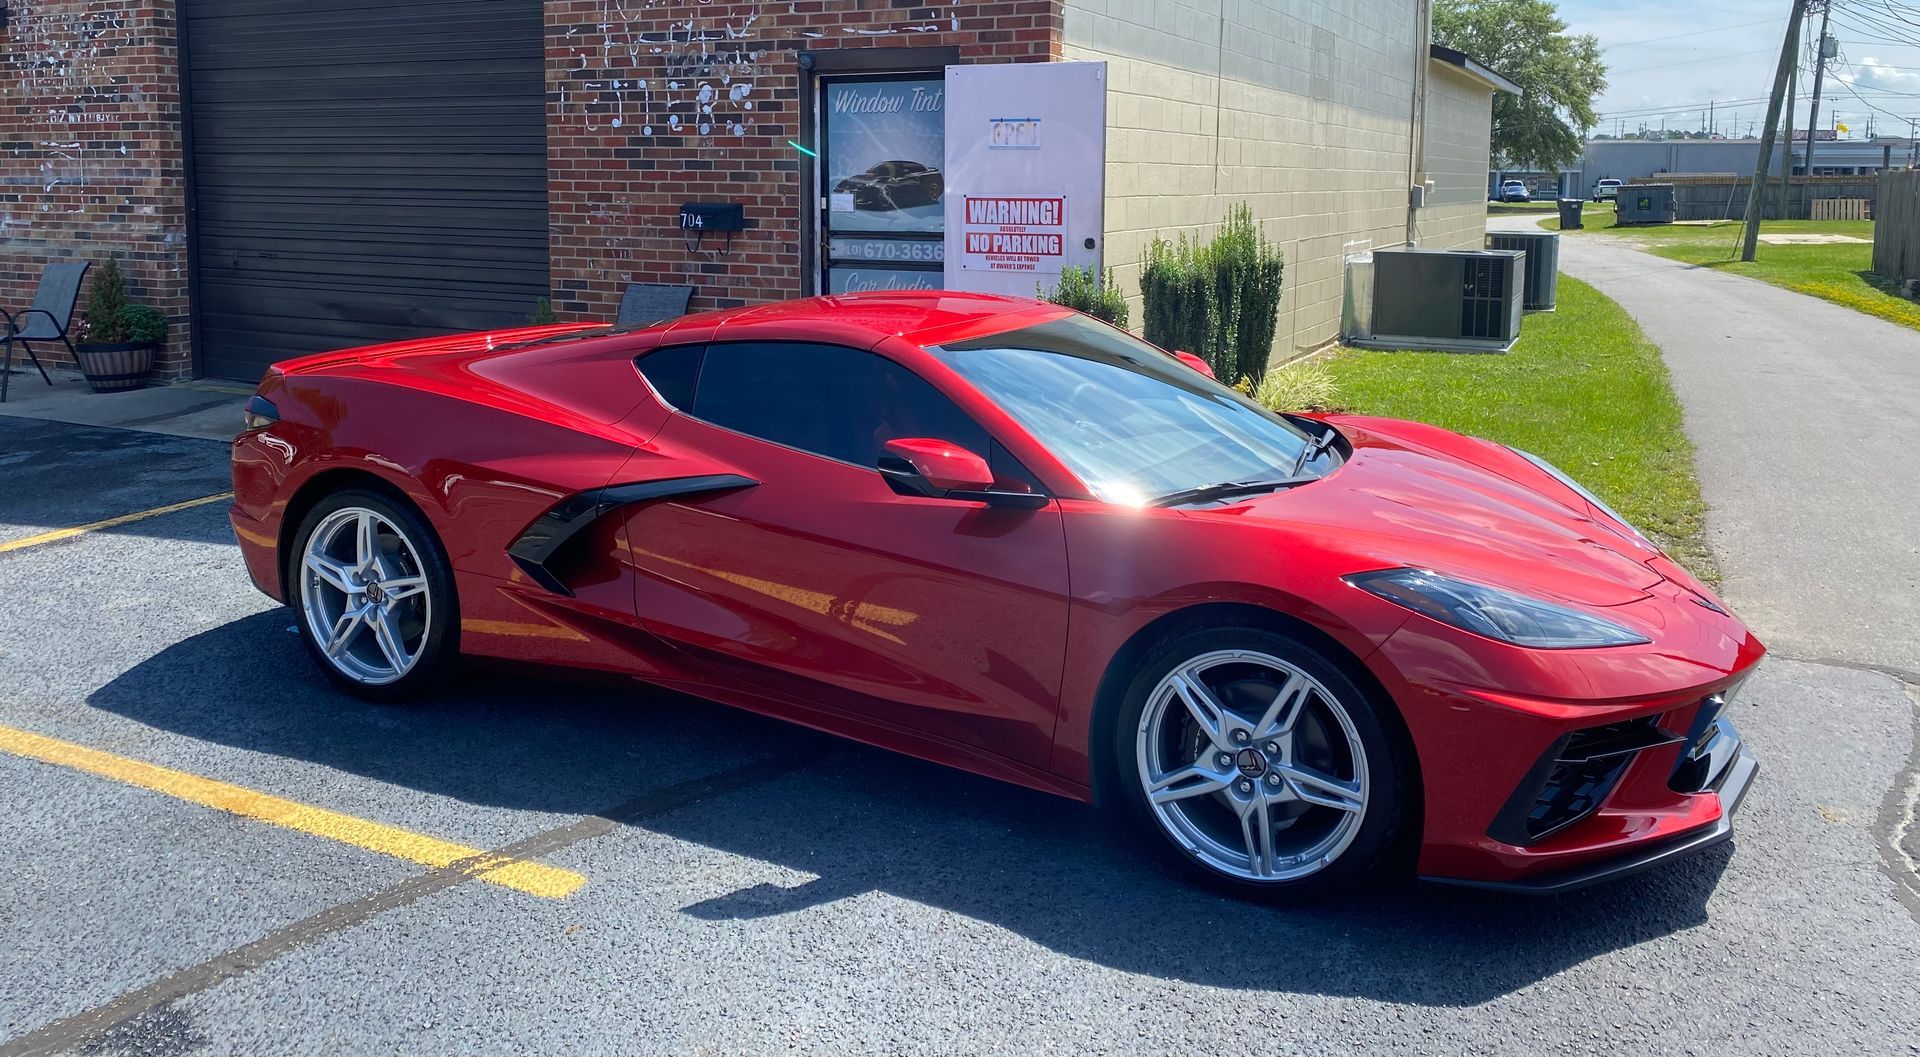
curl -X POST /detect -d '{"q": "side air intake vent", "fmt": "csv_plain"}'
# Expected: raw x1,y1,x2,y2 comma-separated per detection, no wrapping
1490,717,1686,845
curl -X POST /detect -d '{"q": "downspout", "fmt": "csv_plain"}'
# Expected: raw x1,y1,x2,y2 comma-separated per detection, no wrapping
1406,0,1432,246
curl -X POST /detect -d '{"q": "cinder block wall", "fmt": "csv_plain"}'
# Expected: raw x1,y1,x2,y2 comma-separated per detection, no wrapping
543,0,1063,321
0,1,191,378
1416,61,1492,251
1062,0,1421,360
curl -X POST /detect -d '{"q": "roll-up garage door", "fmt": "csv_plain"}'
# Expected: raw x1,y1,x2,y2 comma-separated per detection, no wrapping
184,0,550,380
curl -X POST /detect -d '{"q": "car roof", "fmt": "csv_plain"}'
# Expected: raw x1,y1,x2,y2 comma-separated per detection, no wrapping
655,289,1076,347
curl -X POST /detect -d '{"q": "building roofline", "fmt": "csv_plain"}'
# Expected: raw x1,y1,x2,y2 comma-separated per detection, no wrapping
1429,43,1521,95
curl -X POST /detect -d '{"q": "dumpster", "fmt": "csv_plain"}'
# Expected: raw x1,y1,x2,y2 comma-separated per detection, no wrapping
1557,198,1583,230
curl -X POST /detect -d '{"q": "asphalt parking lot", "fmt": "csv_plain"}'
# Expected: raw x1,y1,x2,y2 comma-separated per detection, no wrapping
3,413,1919,1056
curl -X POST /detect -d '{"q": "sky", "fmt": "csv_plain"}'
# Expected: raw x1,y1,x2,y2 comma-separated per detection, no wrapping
1561,0,1920,139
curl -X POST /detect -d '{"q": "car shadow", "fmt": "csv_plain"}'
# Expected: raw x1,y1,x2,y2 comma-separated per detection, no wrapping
89,610,1734,1006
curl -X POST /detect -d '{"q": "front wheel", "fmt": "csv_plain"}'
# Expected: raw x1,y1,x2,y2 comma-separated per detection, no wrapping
1113,625,1410,900
289,488,459,701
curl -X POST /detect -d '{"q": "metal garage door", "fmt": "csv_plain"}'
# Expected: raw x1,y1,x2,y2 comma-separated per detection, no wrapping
183,0,549,380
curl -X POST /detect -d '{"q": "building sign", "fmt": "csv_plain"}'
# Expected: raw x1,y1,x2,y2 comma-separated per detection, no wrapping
959,196,1067,271
989,117,1040,149
1793,129,1840,141
943,62,1106,296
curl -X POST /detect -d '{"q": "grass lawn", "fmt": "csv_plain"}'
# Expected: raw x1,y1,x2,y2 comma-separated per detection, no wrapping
1487,200,1561,214
1322,277,1719,582
1544,210,1920,330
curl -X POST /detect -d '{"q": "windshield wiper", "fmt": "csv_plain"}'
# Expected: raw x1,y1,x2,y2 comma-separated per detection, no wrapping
1288,426,1339,477
1147,476,1317,508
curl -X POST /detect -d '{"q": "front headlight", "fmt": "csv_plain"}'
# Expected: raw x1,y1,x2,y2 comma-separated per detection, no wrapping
1346,568,1651,649
1510,448,1650,547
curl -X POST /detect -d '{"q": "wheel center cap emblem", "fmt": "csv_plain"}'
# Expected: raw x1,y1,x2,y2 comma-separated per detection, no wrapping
365,582,386,604
1234,748,1266,777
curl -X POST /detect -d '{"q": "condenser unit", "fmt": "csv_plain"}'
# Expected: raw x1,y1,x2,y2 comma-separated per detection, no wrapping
1356,247,1525,352
1486,230,1559,311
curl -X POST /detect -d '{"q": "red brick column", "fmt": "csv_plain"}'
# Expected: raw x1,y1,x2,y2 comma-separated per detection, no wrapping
1,1,190,379
543,0,1062,321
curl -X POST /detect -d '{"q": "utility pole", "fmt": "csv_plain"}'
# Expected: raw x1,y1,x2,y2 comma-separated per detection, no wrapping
1778,6,1802,218
1743,0,1813,262
1806,0,1834,177
1710,100,1716,136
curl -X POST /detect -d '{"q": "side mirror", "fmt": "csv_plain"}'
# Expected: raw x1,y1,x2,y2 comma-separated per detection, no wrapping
878,438,1048,509
881,437,993,491
1172,350,1216,379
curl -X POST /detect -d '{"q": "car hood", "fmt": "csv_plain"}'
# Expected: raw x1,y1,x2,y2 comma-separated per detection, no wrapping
1205,415,1666,607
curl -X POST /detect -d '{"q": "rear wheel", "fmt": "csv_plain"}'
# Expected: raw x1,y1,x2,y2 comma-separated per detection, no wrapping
290,488,458,701
1113,625,1408,900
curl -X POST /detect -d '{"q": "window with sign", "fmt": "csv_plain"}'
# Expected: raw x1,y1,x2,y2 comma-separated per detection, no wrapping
820,75,945,294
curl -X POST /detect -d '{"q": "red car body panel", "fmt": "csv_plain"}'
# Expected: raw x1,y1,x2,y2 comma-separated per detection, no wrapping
232,291,1764,888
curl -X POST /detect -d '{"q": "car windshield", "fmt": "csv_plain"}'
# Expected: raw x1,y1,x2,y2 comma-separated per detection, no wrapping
931,315,1331,505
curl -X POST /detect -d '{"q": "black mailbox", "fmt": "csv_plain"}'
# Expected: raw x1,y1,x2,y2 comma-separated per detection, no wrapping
680,202,745,253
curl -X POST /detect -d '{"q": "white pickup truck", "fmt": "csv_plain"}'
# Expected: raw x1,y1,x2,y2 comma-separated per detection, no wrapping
1592,179,1622,203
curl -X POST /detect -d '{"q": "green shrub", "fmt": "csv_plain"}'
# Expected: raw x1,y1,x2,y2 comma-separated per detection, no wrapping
1254,359,1341,413
86,260,130,344
531,297,558,325
1039,265,1130,328
1139,205,1285,380
1210,203,1285,384
120,304,169,345
1140,232,1216,365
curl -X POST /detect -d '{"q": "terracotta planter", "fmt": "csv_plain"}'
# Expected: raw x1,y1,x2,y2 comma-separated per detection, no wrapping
74,341,156,393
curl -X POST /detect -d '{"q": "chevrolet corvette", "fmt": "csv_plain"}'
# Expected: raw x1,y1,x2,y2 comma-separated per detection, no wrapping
230,291,1761,899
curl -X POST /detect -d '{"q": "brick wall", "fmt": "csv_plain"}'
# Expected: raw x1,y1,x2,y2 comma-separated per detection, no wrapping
1,0,189,378
544,0,1062,321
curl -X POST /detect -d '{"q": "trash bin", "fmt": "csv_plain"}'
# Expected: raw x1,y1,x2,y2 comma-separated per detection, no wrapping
1557,198,1584,230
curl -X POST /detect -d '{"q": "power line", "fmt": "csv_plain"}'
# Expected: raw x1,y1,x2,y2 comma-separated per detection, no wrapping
1600,17,1786,52
1610,47,1780,75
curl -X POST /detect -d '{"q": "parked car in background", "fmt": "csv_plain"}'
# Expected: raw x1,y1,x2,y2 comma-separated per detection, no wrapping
1593,179,1622,203
233,291,1763,902
1499,180,1531,203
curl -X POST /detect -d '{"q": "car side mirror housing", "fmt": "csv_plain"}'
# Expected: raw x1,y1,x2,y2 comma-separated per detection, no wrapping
878,438,1047,509
1172,349,1215,379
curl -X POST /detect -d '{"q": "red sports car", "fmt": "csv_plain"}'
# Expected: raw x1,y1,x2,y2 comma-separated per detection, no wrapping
230,291,1761,899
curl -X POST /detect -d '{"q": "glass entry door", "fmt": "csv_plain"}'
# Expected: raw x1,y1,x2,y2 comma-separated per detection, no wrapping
819,74,946,294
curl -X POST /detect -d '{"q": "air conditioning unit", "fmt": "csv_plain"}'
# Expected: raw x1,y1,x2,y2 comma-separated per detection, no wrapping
1358,247,1525,352
1486,230,1559,311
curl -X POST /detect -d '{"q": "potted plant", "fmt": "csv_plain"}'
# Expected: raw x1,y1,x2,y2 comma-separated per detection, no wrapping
75,260,166,392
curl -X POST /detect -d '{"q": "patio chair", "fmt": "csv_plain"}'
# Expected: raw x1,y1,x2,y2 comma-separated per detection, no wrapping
2,260,91,403
616,282,695,328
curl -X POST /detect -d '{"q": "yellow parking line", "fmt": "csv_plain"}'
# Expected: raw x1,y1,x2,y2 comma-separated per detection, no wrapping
0,492,234,554
0,724,586,899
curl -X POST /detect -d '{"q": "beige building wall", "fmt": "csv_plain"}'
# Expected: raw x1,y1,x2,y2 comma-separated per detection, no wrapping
1417,62,1495,250
1062,0,1424,357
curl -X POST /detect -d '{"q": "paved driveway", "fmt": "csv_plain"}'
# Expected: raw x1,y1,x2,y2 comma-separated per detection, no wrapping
3,400,1920,1055
1493,214,1920,680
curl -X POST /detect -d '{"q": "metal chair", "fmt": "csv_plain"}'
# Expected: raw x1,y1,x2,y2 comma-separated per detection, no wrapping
616,283,695,328
2,260,91,403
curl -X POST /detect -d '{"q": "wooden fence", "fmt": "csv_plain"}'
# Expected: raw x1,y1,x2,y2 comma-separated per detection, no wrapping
1811,198,1871,220
1873,170,1920,283
1626,174,1879,221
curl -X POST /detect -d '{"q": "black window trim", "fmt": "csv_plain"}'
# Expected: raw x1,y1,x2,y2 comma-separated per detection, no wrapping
633,339,1050,494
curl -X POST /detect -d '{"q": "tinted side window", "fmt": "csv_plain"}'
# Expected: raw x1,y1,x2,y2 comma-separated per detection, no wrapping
636,344,703,409
691,342,991,471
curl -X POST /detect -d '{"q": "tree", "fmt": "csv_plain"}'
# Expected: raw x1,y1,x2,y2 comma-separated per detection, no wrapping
1433,0,1606,171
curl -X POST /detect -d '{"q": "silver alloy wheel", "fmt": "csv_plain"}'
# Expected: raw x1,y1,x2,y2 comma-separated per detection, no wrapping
1136,649,1370,882
298,506,432,686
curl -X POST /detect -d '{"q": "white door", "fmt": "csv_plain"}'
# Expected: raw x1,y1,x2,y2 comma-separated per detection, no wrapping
942,62,1107,297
